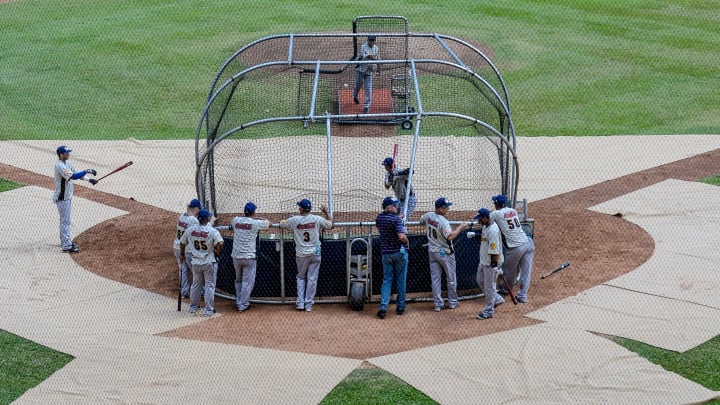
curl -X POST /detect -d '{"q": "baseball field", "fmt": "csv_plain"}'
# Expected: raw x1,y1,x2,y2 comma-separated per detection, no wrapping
2,1,720,404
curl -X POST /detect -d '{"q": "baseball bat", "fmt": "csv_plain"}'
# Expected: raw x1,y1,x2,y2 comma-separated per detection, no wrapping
95,161,134,183
541,262,570,279
498,273,518,305
177,286,182,311
392,143,398,170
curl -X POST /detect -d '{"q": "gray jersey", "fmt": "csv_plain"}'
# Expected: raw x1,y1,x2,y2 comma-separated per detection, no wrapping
280,214,332,257
384,166,414,200
230,216,270,259
53,159,82,201
174,213,199,250
356,42,379,73
180,224,223,265
490,207,528,248
419,211,453,254
479,222,503,267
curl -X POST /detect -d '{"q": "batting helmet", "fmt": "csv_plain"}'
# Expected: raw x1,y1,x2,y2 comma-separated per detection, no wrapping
382,157,394,167
492,195,507,207
56,145,72,155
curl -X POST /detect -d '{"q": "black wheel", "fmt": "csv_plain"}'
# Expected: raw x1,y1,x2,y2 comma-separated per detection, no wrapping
349,281,365,311
401,119,413,130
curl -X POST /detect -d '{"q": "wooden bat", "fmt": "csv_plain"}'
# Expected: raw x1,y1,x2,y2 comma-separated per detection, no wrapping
392,143,398,170
541,262,571,279
95,161,133,183
498,273,518,305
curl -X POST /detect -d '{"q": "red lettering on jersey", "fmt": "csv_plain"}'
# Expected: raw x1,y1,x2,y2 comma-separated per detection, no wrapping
427,218,439,227
178,221,189,229
191,230,209,238
234,223,253,230
297,223,316,230
503,211,517,219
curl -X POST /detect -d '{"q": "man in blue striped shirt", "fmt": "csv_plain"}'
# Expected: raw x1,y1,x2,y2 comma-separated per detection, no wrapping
375,197,410,319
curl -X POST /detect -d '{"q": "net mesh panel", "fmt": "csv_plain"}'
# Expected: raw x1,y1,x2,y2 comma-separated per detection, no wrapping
198,23,516,303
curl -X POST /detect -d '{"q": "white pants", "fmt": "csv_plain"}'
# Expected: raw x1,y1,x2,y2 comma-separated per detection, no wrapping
56,199,73,249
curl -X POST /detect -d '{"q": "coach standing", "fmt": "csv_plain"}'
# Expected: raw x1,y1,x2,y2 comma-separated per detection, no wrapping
376,196,410,319
230,202,270,312
52,145,97,253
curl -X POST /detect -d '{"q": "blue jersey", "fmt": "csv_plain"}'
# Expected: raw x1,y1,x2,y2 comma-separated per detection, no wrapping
376,211,407,254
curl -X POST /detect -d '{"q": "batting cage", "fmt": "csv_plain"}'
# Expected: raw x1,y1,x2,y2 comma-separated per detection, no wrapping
194,16,521,307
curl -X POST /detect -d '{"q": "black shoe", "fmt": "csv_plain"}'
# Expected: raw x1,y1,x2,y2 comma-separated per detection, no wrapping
62,246,80,253
72,242,79,249
353,96,359,104
363,107,370,114
377,309,387,319
396,308,405,315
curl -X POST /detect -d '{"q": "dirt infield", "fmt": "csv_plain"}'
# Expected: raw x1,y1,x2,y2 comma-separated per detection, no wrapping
4,148,720,359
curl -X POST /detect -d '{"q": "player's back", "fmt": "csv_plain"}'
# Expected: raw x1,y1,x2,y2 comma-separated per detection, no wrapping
490,207,528,248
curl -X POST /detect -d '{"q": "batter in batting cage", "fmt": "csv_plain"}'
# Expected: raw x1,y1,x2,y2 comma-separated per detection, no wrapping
194,16,525,309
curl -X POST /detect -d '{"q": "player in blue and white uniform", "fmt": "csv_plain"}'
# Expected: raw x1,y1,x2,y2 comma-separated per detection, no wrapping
52,145,97,253
382,157,417,219
173,198,201,298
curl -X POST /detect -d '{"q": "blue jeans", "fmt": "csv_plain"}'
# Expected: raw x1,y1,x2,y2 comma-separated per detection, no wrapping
380,248,408,311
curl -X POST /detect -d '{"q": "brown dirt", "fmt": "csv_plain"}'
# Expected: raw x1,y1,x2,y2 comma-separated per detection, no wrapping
4,148,720,359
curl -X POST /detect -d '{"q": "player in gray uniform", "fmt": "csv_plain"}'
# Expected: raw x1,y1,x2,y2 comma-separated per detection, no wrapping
52,145,97,253
490,195,535,304
180,209,224,317
470,208,505,320
352,35,380,113
230,202,270,312
419,197,469,311
382,157,417,219
173,198,201,298
279,199,333,312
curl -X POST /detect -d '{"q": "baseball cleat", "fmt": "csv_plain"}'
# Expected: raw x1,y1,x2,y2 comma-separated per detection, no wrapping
434,306,442,312
449,302,459,309
476,312,493,320
62,246,80,253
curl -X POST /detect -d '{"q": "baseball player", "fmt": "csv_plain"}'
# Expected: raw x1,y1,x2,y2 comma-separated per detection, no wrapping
419,197,469,312
52,145,97,253
470,208,505,320
279,199,333,312
180,209,224,317
490,195,535,304
382,157,417,219
352,35,380,113
173,198,202,298
230,202,270,312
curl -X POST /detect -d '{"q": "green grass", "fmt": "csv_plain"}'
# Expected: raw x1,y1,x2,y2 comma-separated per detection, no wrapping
608,334,720,403
0,329,74,405
1,0,719,139
0,178,23,193
700,174,720,187
320,365,438,405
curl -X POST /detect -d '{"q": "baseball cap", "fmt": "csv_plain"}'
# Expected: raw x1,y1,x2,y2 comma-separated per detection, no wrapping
473,208,491,219
367,35,376,41
244,202,257,215
297,199,312,211
435,197,453,209
492,195,507,207
382,196,400,208
56,145,72,155
382,157,394,166
188,199,202,208
198,209,212,220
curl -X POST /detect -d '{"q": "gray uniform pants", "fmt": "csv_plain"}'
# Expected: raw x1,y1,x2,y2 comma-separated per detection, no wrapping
477,264,504,317
295,254,321,310
502,238,535,301
233,257,257,311
56,199,72,249
429,251,458,308
190,262,217,315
